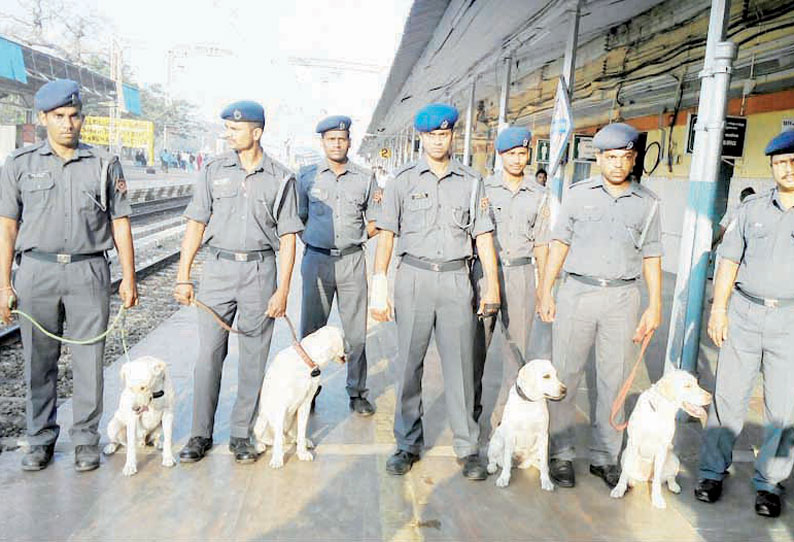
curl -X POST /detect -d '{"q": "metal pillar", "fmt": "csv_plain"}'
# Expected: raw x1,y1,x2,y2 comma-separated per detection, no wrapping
463,79,476,167
551,0,581,200
495,56,513,171
665,0,736,373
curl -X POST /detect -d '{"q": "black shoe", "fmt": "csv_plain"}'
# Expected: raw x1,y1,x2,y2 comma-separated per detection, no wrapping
694,479,723,503
179,436,213,463
349,397,375,417
229,437,258,464
549,459,575,488
755,491,782,518
21,444,55,472
386,450,419,475
590,464,621,489
461,454,488,481
74,444,100,472
311,385,322,411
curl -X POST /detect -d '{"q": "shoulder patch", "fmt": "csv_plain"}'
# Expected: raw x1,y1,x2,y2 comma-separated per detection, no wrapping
8,142,43,160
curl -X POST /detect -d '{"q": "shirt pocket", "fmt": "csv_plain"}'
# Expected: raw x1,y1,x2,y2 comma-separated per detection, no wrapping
308,187,330,216
405,194,432,230
578,206,603,222
451,205,471,230
745,221,771,258
20,172,55,212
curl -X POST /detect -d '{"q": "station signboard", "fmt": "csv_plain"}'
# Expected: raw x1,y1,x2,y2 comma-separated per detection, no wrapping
573,135,596,162
686,114,747,159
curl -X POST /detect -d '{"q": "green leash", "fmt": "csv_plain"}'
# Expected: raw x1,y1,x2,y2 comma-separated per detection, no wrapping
7,292,132,362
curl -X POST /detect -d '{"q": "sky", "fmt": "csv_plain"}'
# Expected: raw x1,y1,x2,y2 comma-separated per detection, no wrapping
93,0,413,158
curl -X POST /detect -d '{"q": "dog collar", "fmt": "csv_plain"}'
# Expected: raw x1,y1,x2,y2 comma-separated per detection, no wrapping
514,382,535,402
152,390,165,399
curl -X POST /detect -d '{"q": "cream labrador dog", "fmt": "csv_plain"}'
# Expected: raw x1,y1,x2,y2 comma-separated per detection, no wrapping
610,369,711,509
103,356,176,476
253,326,346,469
487,359,567,489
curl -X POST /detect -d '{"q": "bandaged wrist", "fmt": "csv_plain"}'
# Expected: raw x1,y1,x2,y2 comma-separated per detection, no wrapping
370,273,389,310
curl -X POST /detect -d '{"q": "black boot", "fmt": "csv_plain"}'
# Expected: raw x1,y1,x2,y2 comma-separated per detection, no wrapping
549,459,576,488
755,491,782,518
21,444,55,472
229,437,258,464
349,397,375,416
74,444,100,472
589,464,621,489
386,450,419,475
461,454,488,481
694,479,723,503
179,436,213,463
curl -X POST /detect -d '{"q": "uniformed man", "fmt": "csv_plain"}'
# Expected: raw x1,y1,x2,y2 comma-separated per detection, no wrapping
0,79,137,472
538,123,663,489
695,130,794,518
174,101,303,464
371,103,500,479
472,126,551,422
297,115,377,415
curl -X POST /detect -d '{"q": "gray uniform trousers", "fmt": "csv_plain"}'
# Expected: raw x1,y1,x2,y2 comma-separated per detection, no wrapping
549,278,640,465
471,260,551,421
15,255,110,446
192,254,276,439
300,247,368,397
393,262,480,458
698,293,794,494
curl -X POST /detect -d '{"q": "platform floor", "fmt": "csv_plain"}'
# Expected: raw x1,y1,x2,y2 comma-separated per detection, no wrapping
0,248,791,541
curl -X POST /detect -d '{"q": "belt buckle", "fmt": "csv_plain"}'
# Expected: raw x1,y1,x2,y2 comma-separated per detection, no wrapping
234,252,247,262
56,253,71,264
597,278,608,287
329,248,341,257
764,298,779,309
430,262,440,272
502,258,511,267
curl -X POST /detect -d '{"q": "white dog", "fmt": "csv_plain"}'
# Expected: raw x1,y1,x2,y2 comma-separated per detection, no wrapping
486,359,567,489
610,369,711,509
253,326,346,469
103,356,176,476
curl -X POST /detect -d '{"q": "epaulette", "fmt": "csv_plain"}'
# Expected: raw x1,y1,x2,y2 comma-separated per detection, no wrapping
738,189,768,207
634,182,660,201
457,162,480,178
392,161,416,180
204,150,235,169
8,141,44,160
570,176,600,190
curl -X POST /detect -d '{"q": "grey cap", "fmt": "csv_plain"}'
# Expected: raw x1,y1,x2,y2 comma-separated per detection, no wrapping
592,123,639,151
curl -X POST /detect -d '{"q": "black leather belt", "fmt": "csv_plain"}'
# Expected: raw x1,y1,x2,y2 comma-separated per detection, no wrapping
401,254,468,272
211,247,274,262
23,250,105,264
499,256,534,268
305,244,362,258
569,273,638,288
736,287,794,309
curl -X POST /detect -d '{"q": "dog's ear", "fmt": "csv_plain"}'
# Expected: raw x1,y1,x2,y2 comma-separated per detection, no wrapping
152,360,167,376
519,364,540,400
657,373,678,402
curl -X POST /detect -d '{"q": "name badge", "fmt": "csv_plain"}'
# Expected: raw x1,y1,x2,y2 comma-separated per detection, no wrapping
212,177,230,188
410,192,428,200
27,171,52,179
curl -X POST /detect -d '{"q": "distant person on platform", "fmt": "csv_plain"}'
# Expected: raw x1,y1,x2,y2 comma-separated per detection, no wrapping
535,168,548,187
160,149,169,173
0,79,138,472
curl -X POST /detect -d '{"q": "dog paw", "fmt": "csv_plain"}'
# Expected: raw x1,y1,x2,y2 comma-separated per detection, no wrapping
652,494,667,509
161,455,176,468
667,479,681,494
103,443,119,456
495,475,510,488
297,450,314,462
269,455,284,469
610,486,627,499
486,463,497,475
305,438,315,450
541,477,555,492
122,463,138,477
254,442,267,454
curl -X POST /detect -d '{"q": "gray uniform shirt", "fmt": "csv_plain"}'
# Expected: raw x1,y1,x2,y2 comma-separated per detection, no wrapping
552,176,662,280
0,140,131,254
184,151,303,251
718,188,794,299
484,173,550,260
297,161,377,250
377,157,493,262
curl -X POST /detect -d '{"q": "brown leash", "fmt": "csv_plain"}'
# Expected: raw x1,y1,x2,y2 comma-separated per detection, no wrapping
609,332,654,432
191,300,320,377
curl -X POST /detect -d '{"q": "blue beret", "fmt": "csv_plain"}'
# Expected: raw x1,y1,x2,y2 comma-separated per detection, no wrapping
34,79,81,112
220,101,265,124
316,115,352,134
414,103,458,133
764,129,794,156
495,126,532,153
592,123,639,151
